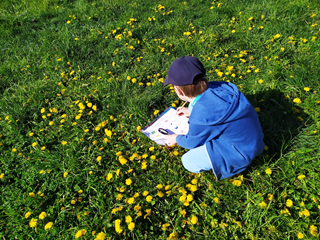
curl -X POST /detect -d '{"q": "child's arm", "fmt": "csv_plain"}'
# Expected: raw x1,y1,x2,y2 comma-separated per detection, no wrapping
176,123,221,149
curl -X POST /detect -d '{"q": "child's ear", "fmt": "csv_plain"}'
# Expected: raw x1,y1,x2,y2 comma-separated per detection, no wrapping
175,86,185,96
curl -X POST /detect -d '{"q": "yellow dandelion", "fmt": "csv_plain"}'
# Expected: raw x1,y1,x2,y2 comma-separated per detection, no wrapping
29,218,37,228
107,173,113,181
39,212,47,219
265,168,272,175
128,222,135,231
44,222,53,230
293,98,301,104
143,191,149,196
259,201,267,209
190,215,198,224
126,178,132,185
125,215,132,223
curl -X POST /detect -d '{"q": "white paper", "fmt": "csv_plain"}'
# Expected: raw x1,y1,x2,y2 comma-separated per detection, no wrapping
142,108,189,145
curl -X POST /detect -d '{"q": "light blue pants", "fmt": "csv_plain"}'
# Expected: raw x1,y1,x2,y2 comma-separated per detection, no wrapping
181,142,213,173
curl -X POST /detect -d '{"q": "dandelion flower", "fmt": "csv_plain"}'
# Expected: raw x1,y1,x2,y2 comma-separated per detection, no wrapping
293,98,301,104
180,209,186,217
189,184,197,192
190,215,198,224
44,222,53,230
126,178,132,185
29,218,37,228
39,212,47,219
25,212,32,218
302,209,310,217
286,199,293,207
63,172,68,178
157,191,164,197
297,232,304,239
168,232,178,239
143,191,149,196
309,225,318,237
127,197,135,204
267,194,273,201
265,168,272,175
75,229,87,238
94,232,106,240
125,215,132,223
298,175,305,180
134,205,141,211
96,156,102,162
146,195,153,202
259,201,267,209
107,173,113,181
128,222,135,231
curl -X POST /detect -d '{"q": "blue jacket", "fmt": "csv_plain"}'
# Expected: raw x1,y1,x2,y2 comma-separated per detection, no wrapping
176,81,264,180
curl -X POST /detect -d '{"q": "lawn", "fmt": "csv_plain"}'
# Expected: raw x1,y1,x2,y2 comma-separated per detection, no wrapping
0,0,319,239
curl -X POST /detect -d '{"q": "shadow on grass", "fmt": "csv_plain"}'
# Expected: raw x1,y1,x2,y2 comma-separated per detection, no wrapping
244,89,308,173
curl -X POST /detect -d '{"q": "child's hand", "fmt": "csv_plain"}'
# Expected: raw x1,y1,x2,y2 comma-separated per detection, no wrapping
176,107,190,117
166,134,178,146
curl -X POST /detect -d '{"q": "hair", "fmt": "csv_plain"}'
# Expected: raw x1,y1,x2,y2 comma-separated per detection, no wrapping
173,76,208,98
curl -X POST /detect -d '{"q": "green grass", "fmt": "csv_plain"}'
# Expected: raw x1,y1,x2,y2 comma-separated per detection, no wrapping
0,0,319,239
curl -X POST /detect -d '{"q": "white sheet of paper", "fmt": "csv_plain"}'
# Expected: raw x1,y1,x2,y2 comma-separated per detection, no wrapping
142,108,189,145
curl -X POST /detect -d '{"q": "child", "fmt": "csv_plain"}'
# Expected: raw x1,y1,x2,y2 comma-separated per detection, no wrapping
164,56,265,180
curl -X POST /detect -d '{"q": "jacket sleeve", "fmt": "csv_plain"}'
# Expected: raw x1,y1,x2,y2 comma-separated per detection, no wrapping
176,123,220,150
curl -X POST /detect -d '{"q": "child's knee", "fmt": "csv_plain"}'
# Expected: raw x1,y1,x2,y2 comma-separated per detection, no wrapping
181,153,198,173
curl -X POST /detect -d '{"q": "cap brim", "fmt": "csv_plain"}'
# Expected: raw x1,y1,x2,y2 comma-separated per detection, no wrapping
164,75,173,85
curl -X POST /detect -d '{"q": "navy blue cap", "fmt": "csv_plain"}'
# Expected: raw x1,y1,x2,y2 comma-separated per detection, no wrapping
164,56,206,86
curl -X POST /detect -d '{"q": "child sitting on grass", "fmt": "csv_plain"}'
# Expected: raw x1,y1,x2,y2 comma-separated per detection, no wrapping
165,56,265,180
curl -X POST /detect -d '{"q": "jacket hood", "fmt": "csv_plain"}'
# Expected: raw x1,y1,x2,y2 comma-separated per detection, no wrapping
189,82,252,125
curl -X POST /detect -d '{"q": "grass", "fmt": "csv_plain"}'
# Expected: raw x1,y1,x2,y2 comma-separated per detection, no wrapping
0,0,319,239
